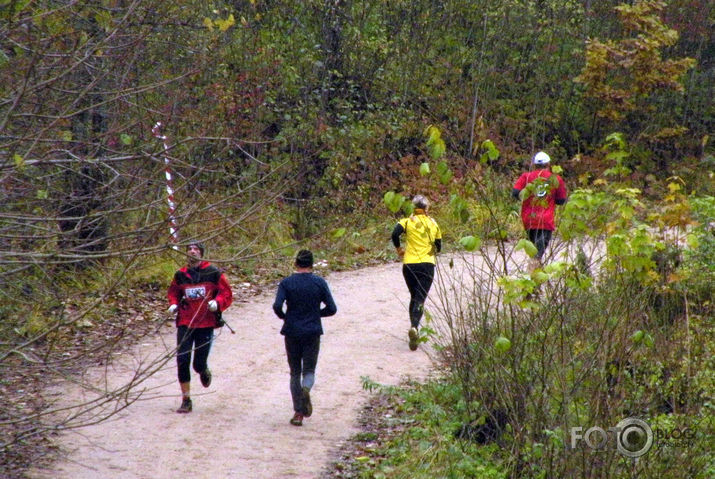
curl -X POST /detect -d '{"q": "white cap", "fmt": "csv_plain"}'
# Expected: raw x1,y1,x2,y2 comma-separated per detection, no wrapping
533,151,551,165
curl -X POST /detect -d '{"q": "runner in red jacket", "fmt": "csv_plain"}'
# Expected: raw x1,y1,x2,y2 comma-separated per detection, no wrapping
512,151,567,269
167,241,233,413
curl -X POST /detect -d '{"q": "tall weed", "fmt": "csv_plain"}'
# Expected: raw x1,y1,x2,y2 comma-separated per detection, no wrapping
425,185,712,478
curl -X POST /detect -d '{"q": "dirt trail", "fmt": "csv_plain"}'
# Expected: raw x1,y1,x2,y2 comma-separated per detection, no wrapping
28,261,436,479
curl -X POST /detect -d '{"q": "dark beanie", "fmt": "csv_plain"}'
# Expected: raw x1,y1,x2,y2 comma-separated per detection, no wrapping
295,249,313,268
187,241,205,257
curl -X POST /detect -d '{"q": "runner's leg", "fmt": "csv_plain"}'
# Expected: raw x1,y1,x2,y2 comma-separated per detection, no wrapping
176,326,194,384
403,264,419,327
411,263,435,328
529,229,552,260
285,336,304,413
301,335,320,390
191,327,214,374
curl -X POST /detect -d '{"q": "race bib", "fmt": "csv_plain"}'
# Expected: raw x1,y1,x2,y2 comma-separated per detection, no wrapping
185,286,207,300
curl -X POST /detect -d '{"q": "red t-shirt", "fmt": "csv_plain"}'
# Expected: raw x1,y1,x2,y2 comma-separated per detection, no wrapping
513,169,567,231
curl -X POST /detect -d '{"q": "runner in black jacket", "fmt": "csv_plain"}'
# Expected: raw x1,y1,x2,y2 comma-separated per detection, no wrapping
272,249,337,426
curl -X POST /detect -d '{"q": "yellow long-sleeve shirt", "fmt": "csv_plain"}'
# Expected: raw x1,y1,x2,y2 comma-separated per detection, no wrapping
394,212,442,264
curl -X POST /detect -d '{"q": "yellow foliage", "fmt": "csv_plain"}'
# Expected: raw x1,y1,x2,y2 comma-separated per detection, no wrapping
667,182,681,193
205,14,236,32
575,0,695,125
216,14,235,32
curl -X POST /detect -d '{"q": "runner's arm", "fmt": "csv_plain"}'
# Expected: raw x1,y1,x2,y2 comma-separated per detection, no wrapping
167,276,182,306
391,223,405,248
555,176,567,205
272,283,287,319
215,274,233,311
512,173,528,199
320,282,337,317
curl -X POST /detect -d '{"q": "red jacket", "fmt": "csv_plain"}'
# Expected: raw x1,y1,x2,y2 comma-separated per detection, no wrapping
513,169,567,231
167,261,233,328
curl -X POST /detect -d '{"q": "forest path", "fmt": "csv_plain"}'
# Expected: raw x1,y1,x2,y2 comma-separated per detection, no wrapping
28,260,442,479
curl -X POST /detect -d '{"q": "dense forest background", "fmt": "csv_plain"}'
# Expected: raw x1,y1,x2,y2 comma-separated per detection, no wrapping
1,1,713,477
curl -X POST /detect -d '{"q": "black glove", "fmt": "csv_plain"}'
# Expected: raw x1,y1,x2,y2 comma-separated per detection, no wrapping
215,311,225,327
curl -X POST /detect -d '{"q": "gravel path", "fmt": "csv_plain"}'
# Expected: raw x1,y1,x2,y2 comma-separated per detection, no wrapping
27,261,436,479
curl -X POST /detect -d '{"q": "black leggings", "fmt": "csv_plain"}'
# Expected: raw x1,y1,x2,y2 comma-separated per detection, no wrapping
528,229,553,260
285,335,320,413
176,326,213,383
402,262,435,328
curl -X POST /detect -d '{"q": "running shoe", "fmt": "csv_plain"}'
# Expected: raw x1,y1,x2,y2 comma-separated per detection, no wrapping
290,412,304,426
200,369,212,388
176,397,192,414
408,327,419,351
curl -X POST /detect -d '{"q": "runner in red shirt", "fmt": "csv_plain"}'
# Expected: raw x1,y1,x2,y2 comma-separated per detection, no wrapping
512,151,567,269
168,241,233,413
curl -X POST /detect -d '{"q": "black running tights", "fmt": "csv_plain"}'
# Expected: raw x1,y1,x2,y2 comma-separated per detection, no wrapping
402,262,435,328
527,229,553,260
176,326,213,383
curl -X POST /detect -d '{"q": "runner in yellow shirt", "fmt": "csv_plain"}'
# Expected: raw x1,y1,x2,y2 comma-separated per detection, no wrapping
391,195,442,350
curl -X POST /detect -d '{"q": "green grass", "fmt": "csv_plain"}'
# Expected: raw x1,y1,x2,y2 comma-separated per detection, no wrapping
330,378,507,479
